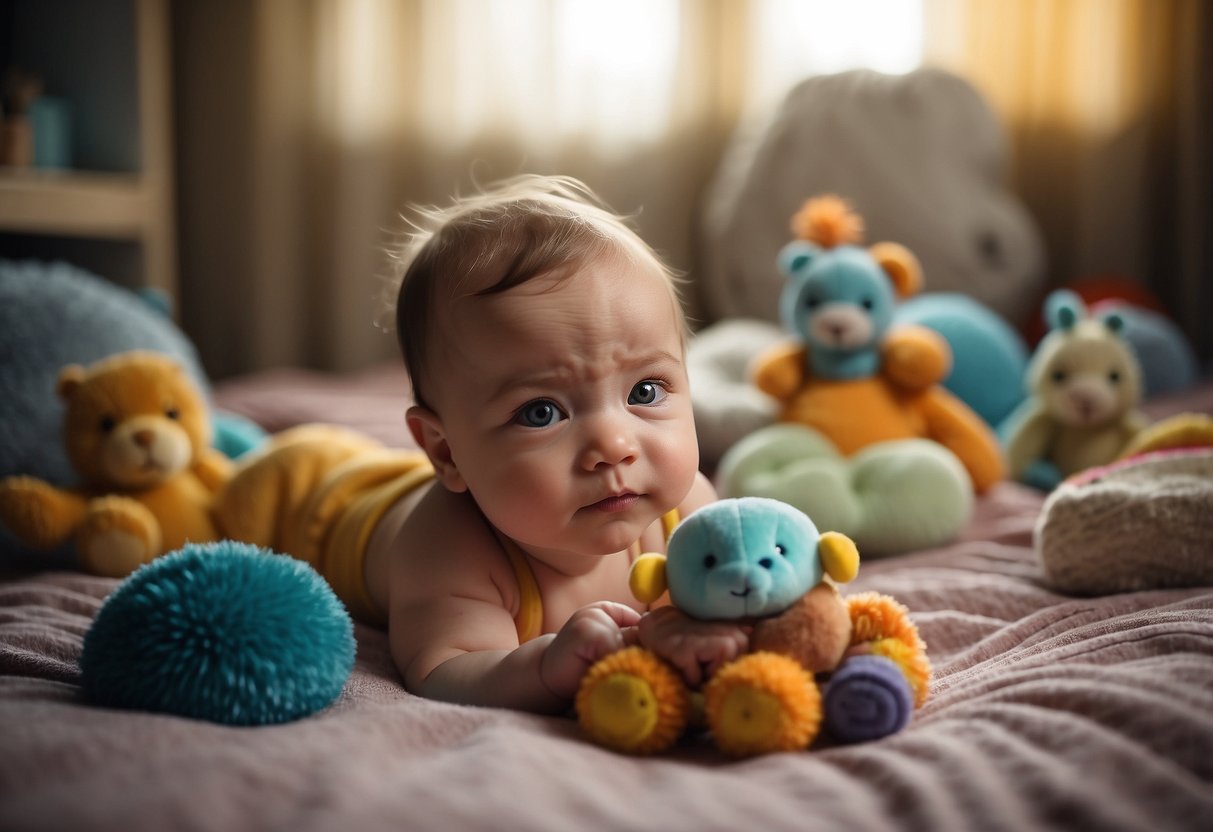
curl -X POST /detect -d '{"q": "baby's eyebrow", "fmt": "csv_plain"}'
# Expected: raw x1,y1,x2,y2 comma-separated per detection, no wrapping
487,349,683,403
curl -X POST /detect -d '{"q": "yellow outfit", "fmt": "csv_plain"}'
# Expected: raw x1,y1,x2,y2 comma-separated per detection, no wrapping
292,452,434,626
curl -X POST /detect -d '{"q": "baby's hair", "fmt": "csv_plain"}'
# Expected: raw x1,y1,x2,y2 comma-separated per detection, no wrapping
388,174,684,410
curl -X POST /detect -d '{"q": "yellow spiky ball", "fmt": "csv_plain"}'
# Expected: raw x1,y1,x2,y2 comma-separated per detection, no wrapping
576,647,690,755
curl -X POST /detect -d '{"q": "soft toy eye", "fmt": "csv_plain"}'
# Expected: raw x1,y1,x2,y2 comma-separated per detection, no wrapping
1051,369,1068,384
803,297,820,310
703,554,717,569
165,407,180,420
758,558,773,569
775,544,786,556
1108,370,1121,384
99,416,116,433
861,298,874,311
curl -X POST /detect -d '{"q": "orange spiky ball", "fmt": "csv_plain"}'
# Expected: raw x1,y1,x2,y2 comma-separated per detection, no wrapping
704,652,822,757
846,592,931,708
790,195,865,248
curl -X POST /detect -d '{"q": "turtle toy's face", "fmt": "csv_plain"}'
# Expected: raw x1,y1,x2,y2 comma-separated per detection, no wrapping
665,497,821,620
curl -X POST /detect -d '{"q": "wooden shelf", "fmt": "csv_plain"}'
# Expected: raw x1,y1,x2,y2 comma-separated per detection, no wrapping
1,0,176,299
0,170,148,237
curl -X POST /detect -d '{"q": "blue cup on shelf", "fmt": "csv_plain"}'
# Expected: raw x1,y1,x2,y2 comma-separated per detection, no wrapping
29,96,73,169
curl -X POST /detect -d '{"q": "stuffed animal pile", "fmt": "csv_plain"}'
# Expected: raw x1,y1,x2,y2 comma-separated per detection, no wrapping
0,351,232,576
715,197,1004,555
576,497,930,757
1002,290,1149,490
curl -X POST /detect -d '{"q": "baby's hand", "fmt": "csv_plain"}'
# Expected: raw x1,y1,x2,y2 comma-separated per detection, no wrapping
638,606,750,687
539,602,642,700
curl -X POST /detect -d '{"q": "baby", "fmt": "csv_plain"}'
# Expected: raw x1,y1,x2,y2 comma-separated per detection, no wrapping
217,176,747,712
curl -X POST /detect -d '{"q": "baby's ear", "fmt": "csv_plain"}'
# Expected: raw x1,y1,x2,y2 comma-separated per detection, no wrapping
629,553,668,603
406,405,466,493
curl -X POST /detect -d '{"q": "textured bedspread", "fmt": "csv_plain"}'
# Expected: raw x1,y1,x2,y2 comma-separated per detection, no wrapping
2,479,1211,832
2,369,1211,831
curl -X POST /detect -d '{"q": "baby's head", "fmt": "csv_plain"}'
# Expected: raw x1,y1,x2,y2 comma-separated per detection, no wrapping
393,175,687,411
390,176,699,556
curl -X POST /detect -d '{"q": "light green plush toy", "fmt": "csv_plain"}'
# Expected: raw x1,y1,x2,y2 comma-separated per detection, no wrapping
1002,290,1149,490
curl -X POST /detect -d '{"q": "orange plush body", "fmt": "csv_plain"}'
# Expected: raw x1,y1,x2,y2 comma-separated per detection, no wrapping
0,352,231,576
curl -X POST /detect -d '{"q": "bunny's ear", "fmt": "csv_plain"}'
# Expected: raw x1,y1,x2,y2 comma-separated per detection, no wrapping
1045,289,1085,332
629,553,668,604
777,241,820,277
1098,309,1127,335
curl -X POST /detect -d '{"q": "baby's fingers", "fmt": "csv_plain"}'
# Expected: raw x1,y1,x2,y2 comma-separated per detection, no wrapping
586,600,643,629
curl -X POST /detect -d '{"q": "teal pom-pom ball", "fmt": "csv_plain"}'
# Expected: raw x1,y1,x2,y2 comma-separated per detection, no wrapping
80,542,355,725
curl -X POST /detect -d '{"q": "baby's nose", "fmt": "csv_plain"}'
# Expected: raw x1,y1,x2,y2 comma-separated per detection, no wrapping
580,417,639,469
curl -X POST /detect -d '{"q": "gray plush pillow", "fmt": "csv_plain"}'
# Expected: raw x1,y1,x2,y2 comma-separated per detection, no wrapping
0,259,210,489
698,67,1045,329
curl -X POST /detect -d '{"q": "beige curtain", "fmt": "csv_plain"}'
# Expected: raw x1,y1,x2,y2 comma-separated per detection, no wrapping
174,0,932,379
925,0,1212,361
174,0,744,378
175,0,1210,379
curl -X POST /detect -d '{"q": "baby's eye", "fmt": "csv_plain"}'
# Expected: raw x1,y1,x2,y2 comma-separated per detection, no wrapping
628,381,667,407
514,400,565,428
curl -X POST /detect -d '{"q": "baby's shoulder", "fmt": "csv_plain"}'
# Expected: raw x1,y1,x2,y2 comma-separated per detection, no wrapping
392,485,517,604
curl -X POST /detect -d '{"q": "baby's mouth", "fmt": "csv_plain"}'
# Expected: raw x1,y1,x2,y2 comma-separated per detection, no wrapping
589,493,640,513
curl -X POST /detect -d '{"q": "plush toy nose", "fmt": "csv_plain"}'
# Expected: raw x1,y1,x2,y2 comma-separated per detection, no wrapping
715,562,773,599
133,430,154,448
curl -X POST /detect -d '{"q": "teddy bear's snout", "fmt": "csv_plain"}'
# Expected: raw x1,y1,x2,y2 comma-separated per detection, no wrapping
714,562,774,602
809,304,873,350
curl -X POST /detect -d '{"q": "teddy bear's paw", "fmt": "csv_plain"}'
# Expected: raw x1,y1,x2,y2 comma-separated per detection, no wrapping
0,476,75,548
848,439,973,556
822,655,914,743
717,424,862,535
76,497,162,577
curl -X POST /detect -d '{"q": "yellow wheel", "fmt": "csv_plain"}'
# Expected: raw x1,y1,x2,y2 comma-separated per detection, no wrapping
704,652,821,757
576,647,690,755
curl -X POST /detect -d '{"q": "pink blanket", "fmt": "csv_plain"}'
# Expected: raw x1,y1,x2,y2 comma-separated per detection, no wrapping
1,373,1211,831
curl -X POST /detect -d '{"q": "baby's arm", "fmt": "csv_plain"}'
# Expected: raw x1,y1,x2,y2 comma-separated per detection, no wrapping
387,487,637,712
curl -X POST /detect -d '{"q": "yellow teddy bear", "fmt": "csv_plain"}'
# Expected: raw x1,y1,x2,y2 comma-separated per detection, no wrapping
0,351,232,577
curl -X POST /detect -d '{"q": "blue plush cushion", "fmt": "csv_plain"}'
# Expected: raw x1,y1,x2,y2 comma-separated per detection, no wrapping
894,292,1029,429
0,259,211,487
